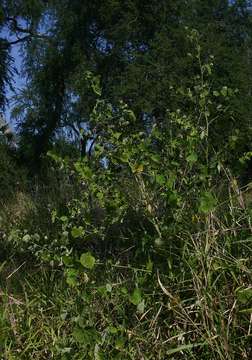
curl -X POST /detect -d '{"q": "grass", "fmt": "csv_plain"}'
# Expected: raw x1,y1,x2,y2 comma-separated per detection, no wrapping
0,265,75,359
1,167,252,359
1,213,252,359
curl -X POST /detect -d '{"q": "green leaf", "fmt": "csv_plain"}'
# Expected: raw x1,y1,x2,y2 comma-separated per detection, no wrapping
198,192,217,214
137,300,145,314
51,209,57,223
106,283,112,292
113,132,122,140
65,269,79,287
89,74,102,96
107,326,118,334
129,288,142,305
186,152,198,163
119,153,130,163
204,63,212,75
71,226,84,239
124,109,136,122
80,252,96,269
220,86,228,97
22,234,31,243
62,255,73,267
156,175,166,185
146,258,153,272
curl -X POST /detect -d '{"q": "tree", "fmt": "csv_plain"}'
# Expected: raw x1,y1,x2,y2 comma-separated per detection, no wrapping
8,0,252,169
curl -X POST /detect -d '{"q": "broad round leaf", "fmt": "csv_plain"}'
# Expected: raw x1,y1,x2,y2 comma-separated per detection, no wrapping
80,252,96,269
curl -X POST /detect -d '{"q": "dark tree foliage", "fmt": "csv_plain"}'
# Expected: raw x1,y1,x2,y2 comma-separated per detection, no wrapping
0,4,11,109
0,0,46,109
1,0,252,169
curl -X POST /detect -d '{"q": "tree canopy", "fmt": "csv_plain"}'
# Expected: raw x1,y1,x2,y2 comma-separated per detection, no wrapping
0,0,251,167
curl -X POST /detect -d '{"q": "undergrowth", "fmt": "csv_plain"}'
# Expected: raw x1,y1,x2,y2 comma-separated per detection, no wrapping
1,195,252,359
1,30,252,359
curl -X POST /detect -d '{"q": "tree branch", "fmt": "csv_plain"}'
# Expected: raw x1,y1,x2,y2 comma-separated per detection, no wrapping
8,35,31,46
4,16,50,46
6,17,35,35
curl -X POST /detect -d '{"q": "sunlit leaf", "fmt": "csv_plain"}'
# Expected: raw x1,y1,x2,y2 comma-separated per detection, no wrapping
80,252,96,269
129,288,142,305
71,226,84,239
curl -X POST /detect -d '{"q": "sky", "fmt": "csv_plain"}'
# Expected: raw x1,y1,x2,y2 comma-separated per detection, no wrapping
0,25,26,129
6,45,24,127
